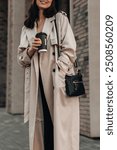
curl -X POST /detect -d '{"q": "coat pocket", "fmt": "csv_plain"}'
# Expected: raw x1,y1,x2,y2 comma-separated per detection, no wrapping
54,65,66,88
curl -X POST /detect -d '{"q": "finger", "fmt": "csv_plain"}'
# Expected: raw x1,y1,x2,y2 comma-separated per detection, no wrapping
33,39,42,44
34,38,42,42
32,43,41,47
33,41,42,44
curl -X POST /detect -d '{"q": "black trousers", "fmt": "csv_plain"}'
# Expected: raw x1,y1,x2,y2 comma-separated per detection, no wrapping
39,70,54,150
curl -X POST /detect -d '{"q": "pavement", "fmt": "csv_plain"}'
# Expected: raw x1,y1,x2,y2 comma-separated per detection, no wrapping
0,108,100,150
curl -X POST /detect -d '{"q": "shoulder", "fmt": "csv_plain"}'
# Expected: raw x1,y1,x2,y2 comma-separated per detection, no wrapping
21,26,29,32
56,11,68,19
20,26,27,35
56,11,69,25
21,25,33,36
59,11,67,17
21,25,33,32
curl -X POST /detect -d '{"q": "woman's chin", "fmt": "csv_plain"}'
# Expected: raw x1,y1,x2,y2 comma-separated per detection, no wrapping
37,1,52,9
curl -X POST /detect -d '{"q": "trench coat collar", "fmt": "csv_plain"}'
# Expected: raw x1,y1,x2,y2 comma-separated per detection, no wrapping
33,15,55,84
34,16,55,38
43,16,55,39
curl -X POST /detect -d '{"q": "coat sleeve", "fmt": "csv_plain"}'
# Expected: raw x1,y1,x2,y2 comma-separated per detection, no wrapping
56,13,77,73
17,26,31,67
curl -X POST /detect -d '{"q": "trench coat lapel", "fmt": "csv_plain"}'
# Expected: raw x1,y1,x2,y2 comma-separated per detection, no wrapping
42,16,55,39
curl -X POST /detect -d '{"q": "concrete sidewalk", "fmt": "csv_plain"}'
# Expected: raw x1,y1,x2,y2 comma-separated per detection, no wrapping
0,108,100,150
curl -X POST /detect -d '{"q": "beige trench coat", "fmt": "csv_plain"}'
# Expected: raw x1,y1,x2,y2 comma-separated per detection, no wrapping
17,12,79,150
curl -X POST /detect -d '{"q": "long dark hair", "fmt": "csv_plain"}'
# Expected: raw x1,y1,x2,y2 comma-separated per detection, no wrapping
24,0,57,29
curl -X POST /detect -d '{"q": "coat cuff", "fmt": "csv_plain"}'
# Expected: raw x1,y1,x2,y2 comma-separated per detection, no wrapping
18,48,31,67
57,56,73,73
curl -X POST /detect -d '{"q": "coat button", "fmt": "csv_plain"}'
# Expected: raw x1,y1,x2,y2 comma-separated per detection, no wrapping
52,52,55,56
53,69,55,72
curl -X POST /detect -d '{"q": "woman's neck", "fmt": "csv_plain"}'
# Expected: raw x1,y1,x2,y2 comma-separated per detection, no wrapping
36,9,45,32
39,9,45,22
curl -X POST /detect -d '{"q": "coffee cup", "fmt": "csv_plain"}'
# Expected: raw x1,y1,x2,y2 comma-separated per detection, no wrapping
35,32,47,53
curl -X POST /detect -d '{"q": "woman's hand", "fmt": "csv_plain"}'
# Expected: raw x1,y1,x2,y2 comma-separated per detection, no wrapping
27,38,42,58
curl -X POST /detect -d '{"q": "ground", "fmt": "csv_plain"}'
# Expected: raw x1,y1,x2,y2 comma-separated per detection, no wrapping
0,108,100,150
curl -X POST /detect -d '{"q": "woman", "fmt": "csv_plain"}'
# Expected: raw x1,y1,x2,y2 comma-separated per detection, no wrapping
17,0,80,150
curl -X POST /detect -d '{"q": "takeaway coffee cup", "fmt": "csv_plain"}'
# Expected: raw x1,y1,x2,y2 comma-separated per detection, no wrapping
35,32,47,53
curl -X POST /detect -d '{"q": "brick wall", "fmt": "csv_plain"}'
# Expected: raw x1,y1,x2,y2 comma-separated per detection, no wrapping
0,0,8,107
73,0,90,136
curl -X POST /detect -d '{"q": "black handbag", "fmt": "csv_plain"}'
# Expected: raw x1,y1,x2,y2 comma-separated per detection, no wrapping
54,18,85,97
65,69,85,96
